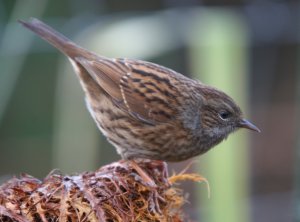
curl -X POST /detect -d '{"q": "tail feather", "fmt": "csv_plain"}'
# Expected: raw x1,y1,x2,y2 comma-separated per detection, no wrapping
19,18,88,58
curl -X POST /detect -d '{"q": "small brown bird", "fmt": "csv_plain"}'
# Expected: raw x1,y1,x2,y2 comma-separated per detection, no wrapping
19,18,260,162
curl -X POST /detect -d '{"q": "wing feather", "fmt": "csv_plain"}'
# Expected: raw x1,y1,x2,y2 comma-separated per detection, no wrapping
76,57,179,124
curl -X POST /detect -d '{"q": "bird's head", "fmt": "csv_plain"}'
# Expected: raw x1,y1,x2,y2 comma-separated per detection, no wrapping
199,86,260,143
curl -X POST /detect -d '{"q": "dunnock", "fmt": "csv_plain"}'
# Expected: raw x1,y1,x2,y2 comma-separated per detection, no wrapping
19,18,260,162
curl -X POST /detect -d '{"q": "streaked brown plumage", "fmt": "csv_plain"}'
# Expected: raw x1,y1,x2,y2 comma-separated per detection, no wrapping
19,18,260,162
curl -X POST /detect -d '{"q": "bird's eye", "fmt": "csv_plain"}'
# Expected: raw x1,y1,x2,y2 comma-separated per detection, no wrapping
218,110,231,120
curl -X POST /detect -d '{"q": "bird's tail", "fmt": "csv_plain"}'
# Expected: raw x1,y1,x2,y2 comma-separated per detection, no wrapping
19,18,90,58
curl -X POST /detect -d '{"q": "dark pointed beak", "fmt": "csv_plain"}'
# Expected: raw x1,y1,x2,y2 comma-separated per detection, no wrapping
238,119,261,132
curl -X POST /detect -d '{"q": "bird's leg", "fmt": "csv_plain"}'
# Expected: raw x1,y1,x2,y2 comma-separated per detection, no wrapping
146,160,170,187
157,161,169,185
128,160,169,214
127,160,157,188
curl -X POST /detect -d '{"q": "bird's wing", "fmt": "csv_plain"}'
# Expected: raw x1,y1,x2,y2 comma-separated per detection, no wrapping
75,57,180,124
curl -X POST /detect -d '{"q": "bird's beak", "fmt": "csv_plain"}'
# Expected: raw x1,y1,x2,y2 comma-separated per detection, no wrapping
238,119,261,132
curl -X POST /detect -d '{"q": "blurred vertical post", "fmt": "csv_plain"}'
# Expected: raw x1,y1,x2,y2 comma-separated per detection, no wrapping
52,57,100,173
0,0,48,124
189,9,250,222
294,27,300,221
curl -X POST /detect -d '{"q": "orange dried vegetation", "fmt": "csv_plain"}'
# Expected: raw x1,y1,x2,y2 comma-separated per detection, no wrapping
0,161,205,222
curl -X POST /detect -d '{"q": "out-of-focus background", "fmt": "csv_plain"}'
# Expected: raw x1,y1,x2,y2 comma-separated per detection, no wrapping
0,0,299,221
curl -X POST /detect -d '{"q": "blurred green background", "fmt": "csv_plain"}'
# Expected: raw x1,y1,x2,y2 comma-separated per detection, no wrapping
0,0,298,222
